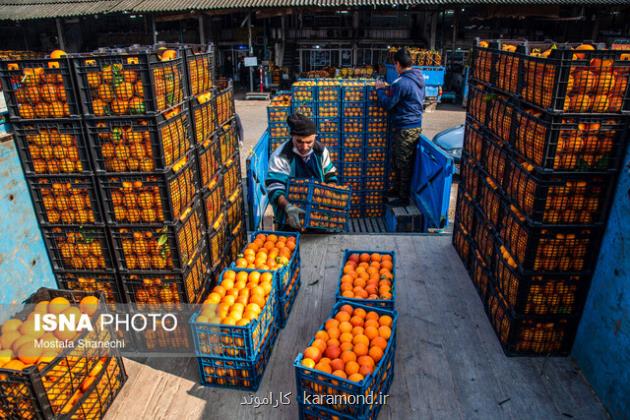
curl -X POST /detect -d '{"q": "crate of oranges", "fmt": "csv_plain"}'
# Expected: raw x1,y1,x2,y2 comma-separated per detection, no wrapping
197,136,221,191
120,242,210,307
336,250,395,309
12,120,92,176
485,282,579,356
73,47,185,117
235,231,300,292
267,91,292,123
197,317,278,390
0,51,80,120
294,301,397,419
55,271,124,305
0,288,124,418
208,211,227,270
222,155,241,200
43,227,114,271
278,267,301,329
216,81,235,126
190,267,278,360
493,243,591,317
98,154,198,225
218,119,238,163
176,43,215,97
286,179,351,233
27,175,102,225
190,90,217,144
111,199,205,272
85,105,193,173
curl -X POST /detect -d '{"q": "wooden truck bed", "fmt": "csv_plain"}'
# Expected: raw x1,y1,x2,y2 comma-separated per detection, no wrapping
105,235,606,419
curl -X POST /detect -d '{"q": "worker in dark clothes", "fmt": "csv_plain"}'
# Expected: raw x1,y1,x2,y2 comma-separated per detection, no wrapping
265,113,338,230
375,48,425,206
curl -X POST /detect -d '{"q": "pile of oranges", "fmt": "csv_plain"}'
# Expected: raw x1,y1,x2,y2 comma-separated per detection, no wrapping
339,253,394,301
300,304,393,383
199,269,274,326
0,296,100,372
234,233,296,271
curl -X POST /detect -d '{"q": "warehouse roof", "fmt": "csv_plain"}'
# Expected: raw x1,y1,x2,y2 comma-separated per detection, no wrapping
0,0,627,21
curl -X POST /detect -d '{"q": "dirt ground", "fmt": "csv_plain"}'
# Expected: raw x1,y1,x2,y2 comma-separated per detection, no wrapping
234,100,466,228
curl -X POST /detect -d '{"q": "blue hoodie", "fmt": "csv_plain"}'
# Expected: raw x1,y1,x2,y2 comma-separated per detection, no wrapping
376,68,425,129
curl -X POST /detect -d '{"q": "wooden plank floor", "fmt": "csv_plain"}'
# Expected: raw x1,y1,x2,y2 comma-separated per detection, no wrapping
105,235,607,420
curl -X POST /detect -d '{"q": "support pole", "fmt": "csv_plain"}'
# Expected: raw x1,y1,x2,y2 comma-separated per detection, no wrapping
55,18,65,50
248,13,254,93
198,15,205,44
452,9,458,51
430,11,438,50
151,15,157,44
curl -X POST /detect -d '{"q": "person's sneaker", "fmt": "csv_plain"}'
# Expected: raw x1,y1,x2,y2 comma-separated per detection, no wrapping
388,198,410,207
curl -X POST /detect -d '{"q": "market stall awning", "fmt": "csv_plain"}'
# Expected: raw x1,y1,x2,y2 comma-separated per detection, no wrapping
0,0,628,21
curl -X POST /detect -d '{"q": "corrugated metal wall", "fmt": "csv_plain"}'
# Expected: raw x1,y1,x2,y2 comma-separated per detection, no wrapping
573,143,630,420
0,138,55,319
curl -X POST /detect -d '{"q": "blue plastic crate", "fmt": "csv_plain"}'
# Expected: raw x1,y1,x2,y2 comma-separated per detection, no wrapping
364,160,387,178
190,267,278,361
342,147,364,164
278,268,301,328
317,117,341,134
267,105,291,124
294,301,398,419
341,161,362,177
364,145,388,162
341,132,364,148
326,147,341,167
197,321,279,391
293,101,317,118
365,132,389,148
285,180,351,232
270,136,291,154
366,103,387,119
361,191,386,206
247,230,302,291
318,133,340,149
317,84,341,102
342,101,366,118
366,117,388,133
342,84,368,101
362,175,387,191
342,117,365,133
292,83,317,102
340,175,363,192
317,102,341,119
335,249,398,309
269,121,290,139
357,203,386,218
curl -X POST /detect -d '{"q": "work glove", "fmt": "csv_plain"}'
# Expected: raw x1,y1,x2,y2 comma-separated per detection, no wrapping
285,203,305,230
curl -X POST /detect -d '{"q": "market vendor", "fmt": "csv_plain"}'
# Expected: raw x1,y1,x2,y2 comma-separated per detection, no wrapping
266,113,338,230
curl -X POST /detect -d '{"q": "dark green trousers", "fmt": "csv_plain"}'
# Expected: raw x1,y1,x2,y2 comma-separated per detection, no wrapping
391,127,422,200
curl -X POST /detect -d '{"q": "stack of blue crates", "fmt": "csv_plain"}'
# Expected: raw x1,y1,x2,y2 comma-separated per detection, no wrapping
266,79,392,219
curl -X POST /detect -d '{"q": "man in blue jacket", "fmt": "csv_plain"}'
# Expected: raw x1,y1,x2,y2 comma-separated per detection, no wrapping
265,113,338,230
376,48,425,206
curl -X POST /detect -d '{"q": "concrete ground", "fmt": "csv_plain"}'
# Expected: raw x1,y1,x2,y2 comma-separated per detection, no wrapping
234,100,466,228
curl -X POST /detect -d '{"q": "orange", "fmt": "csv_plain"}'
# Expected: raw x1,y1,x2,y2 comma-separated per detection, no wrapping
354,308,367,318
2,359,25,371
339,333,354,343
48,297,70,314
327,327,340,340
364,319,379,329
221,279,235,290
314,362,332,374
345,361,359,376
364,326,379,340
353,343,368,357
315,330,329,342
351,326,364,336
348,373,364,382
19,319,44,339
348,253,360,263
359,364,373,377
339,304,354,314
330,358,345,372
381,260,393,270
2,319,22,335
224,270,236,280
302,357,316,368
350,316,364,327
325,346,341,359
213,286,226,297
379,315,393,327
369,346,384,363
339,321,352,334
343,265,355,275
342,290,354,298
378,326,391,339
359,253,370,262
358,355,375,368
320,357,332,365
340,283,353,292
325,319,339,331
236,271,249,283
312,339,327,353
340,341,353,352
370,253,382,262
17,342,42,365
1,331,21,350
335,311,351,323
249,295,266,308
332,370,347,379
371,336,388,351
341,350,356,363
303,346,321,363
261,272,273,283
248,271,261,283
353,335,369,346
326,338,340,348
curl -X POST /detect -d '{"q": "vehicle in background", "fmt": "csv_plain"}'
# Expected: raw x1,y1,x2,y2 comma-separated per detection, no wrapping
431,123,464,175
